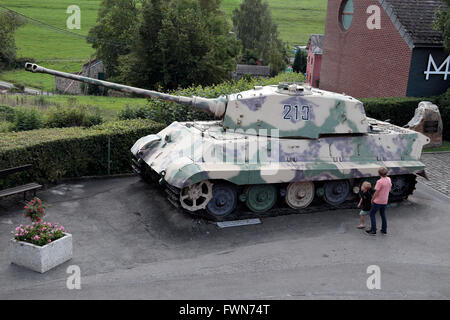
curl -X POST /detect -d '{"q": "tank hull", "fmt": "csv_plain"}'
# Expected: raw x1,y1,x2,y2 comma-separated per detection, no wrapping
131,118,428,218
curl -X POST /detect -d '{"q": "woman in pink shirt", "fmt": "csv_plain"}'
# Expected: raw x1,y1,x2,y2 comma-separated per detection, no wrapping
366,167,392,235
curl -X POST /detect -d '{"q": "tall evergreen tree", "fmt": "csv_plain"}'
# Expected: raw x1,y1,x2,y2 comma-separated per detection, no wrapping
0,11,24,72
232,0,287,74
116,0,166,87
87,0,139,79
434,0,450,51
292,49,307,74
116,0,239,90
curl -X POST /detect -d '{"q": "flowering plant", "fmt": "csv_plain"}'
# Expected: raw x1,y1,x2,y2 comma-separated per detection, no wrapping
13,222,65,247
24,197,46,223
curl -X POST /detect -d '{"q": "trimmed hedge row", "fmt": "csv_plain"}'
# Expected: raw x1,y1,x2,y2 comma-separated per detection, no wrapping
0,119,165,189
361,93,449,140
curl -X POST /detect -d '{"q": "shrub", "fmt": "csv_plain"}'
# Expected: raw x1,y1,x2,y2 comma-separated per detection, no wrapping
13,107,44,131
23,197,46,223
45,106,103,128
0,120,14,133
0,105,16,122
118,104,153,121
0,119,166,188
361,95,449,140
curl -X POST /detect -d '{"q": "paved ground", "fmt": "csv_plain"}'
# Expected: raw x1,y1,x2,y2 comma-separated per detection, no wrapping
420,152,450,197
0,176,449,300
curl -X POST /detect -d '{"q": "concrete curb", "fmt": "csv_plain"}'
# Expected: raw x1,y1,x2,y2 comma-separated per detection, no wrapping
422,151,450,154
60,173,137,182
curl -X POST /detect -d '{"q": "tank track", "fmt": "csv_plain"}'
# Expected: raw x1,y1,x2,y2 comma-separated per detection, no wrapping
132,156,418,222
161,175,418,222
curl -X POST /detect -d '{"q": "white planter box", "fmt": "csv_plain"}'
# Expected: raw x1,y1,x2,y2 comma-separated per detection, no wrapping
9,233,72,273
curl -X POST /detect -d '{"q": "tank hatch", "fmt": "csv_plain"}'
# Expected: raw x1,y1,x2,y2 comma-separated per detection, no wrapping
223,85,370,139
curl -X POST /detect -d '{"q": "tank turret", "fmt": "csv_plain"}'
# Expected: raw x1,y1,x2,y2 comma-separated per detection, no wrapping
25,63,370,139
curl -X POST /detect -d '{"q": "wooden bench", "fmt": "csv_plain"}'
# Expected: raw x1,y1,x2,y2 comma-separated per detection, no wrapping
0,165,42,200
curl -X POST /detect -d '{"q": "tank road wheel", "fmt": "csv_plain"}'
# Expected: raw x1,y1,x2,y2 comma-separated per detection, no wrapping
180,181,213,212
246,185,277,213
323,180,350,206
206,183,238,220
285,181,315,209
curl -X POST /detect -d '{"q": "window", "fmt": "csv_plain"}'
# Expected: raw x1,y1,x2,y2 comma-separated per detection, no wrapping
340,0,354,31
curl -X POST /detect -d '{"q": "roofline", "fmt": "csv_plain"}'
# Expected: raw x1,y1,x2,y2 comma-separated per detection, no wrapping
378,0,415,50
378,0,444,50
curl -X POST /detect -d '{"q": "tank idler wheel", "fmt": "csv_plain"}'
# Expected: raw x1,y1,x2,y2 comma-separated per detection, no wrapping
285,181,315,209
206,183,238,220
180,181,213,212
390,175,410,198
323,180,350,206
245,185,277,213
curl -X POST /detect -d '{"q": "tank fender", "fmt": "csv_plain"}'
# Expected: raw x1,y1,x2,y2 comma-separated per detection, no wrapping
164,157,209,189
131,134,161,156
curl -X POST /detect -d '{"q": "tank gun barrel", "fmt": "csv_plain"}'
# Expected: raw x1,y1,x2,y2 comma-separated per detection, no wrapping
24,63,226,118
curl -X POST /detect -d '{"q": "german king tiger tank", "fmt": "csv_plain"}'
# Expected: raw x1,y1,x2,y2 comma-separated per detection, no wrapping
25,63,430,220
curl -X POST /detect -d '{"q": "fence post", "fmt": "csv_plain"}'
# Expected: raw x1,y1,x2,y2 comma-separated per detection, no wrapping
107,136,111,175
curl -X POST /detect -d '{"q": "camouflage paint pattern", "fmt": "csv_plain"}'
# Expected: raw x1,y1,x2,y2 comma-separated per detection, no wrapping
223,84,370,139
132,118,429,189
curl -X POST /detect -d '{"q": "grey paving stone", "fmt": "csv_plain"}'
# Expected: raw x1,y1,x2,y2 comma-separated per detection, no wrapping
419,153,450,196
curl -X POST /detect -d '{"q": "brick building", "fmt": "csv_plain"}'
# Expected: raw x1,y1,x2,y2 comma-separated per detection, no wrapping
306,34,324,88
320,0,449,98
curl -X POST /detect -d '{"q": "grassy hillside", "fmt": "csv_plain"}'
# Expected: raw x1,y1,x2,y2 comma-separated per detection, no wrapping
0,0,326,90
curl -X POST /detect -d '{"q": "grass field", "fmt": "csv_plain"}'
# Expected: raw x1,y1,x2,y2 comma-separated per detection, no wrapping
0,93,148,120
0,0,327,91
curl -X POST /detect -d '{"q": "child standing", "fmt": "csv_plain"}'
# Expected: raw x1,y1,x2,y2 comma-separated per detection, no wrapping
357,181,372,229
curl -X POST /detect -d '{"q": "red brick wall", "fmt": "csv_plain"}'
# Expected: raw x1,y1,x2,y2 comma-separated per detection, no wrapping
306,48,323,88
320,0,412,98
313,54,322,88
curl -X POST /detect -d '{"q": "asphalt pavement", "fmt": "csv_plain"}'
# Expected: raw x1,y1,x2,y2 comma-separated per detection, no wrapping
0,176,449,300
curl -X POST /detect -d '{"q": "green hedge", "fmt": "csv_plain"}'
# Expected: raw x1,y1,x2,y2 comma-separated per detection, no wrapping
361,93,449,140
0,119,165,189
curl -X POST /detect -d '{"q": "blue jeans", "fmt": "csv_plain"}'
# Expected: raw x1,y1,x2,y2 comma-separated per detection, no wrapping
369,203,387,233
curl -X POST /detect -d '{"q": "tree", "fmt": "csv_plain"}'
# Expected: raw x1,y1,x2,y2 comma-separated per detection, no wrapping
434,0,450,51
116,0,239,90
232,0,287,74
116,0,166,88
87,0,139,79
0,11,24,72
292,49,307,74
